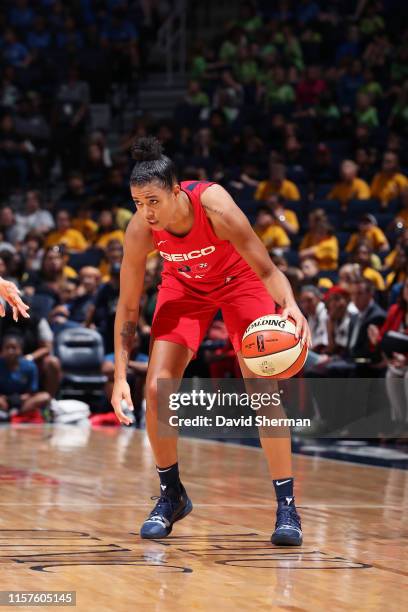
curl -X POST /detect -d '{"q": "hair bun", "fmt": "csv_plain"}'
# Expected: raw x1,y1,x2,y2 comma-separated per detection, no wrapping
131,136,163,162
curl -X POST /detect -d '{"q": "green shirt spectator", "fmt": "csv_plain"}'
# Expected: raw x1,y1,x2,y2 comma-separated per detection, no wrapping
219,40,237,63
264,67,295,106
355,92,379,128
185,80,209,107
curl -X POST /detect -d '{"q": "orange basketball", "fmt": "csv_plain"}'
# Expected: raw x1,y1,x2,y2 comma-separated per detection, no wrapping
241,314,308,378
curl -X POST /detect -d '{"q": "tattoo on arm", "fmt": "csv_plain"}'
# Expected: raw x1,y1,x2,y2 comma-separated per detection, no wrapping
203,204,224,216
120,321,137,365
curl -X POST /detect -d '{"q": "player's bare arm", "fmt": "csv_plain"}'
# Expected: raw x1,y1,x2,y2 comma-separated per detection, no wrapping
111,213,154,424
202,184,311,345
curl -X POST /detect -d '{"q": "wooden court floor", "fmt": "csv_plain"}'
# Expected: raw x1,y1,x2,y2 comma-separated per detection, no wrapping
0,425,407,612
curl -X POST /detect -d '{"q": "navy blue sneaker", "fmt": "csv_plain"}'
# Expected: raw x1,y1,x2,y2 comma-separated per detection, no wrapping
271,497,302,546
140,483,193,539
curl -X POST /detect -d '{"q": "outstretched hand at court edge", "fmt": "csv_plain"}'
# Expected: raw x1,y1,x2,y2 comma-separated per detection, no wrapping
281,303,311,348
0,277,30,321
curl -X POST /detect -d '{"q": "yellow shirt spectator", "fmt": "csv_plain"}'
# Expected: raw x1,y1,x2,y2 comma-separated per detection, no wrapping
45,228,88,251
94,229,125,249
346,226,387,253
61,265,77,280
299,234,339,270
328,177,370,207
72,218,98,242
115,207,133,230
371,171,408,205
254,225,290,250
363,267,385,291
255,179,300,202
386,269,406,288
272,208,300,233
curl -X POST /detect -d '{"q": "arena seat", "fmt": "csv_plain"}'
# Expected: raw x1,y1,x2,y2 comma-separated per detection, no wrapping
68,248,104,272
309,199,342,216
55,328,107,411
315,184,334,199
25,294,56,319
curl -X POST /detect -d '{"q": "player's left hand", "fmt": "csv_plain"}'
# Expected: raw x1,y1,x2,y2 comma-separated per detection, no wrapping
281,303,311,347
0,278,30,321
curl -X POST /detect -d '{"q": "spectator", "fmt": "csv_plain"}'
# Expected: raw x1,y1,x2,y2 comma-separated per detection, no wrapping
394,187,408,229
266,194,299,235
93,210,125,248
0,334,50,423
99,239,124,281
14,190,54,241
0,207,19,245
371,151,408,207
299,211,339,270
45,210,88,252
347,278,386,374
346,213,389,253
83,142,109,190
309,142,337,183
255,162,301,202
325,286,354,357
1,306,61,398
23,246,77,308
296,65,326,107
184,80,210,108
385,243,408,290
263,66,296,108
102,167,132,208
2,28,31,69
253,206,290,252
68,266,101,324
351,241,385,291
56,172,89,216
355,92,379,128
300,256,333,290
384,228,408,272
300,285,328,351
20,231,44,272
86,262,120,353
328,160,370,210
72,204,99,243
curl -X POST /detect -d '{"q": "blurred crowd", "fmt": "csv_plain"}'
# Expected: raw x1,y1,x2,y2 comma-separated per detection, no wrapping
0,0,408,428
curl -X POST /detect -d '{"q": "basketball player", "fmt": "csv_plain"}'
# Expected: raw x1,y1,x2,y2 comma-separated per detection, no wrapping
111,137,311,546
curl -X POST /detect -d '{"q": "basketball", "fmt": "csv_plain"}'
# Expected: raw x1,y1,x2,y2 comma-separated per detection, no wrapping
241,314,308,378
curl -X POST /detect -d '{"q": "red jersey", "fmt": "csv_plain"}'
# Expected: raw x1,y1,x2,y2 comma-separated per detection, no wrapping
151,181,254,291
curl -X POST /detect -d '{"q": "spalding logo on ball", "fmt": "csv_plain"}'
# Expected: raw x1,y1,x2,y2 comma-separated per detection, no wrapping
241,314,308,378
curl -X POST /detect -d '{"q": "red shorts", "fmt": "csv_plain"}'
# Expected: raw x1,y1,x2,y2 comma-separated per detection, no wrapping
151,271,277,356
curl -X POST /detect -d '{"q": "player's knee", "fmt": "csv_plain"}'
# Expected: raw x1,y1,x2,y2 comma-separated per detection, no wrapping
146,370,175,405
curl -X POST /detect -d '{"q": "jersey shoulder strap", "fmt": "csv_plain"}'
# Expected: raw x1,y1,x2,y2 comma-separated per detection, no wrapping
180,180,216,199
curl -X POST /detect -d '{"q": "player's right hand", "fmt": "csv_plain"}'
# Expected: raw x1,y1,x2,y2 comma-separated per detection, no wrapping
111,379,134,425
